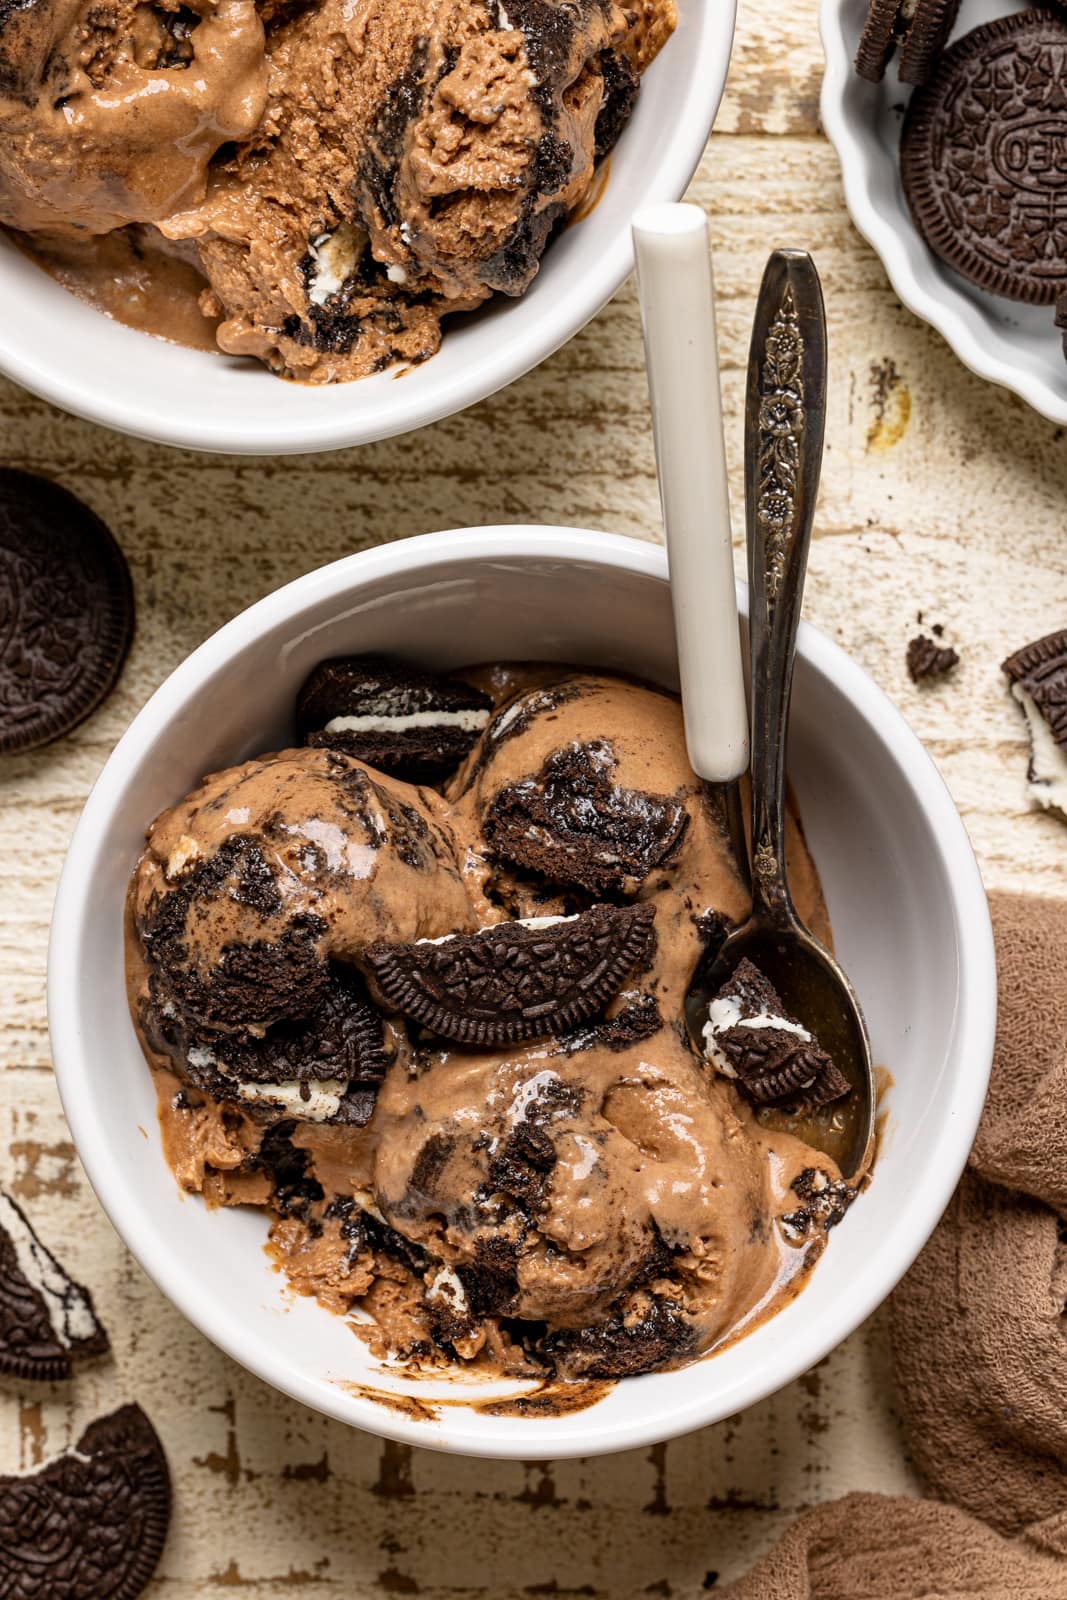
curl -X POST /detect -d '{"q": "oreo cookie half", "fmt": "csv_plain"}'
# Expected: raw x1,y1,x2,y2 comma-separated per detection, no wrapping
145,966,388,1127
901,12,1067,305
1003,628,1067,817
482,739,689,895
0,469,134,755
855,0,960,85
297,655,493,781
702,958,851,1108
0,1191,109,1383
364,902,655,1045
0,1403,170,1599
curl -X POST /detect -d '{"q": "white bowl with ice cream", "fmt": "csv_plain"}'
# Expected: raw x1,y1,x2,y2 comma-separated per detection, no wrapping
0,0,734,455
48,526,995,1458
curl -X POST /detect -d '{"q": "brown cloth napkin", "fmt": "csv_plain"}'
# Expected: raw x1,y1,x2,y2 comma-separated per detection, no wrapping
723,892,1067,1597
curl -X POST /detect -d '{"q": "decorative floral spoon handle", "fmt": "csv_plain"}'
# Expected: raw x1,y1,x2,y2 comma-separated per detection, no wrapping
744,249,828,925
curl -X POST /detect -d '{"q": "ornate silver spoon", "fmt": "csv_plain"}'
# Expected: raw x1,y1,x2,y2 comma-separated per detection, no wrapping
689,249,875,1180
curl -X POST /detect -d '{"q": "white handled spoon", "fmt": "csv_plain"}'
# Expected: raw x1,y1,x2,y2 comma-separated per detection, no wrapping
632,202,749,878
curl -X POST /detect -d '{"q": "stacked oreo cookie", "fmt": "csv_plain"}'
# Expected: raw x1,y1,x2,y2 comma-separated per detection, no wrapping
855,4,1067,357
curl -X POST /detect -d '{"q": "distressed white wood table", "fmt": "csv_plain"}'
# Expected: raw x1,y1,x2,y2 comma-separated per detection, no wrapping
2,1,1065,1591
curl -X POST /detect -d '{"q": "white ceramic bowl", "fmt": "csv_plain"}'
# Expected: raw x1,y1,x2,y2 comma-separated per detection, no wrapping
0,1,734,455
49,527,995,1459
820,0,1067,424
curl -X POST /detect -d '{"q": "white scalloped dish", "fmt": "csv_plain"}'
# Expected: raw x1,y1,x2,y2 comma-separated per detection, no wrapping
820,0,1067,424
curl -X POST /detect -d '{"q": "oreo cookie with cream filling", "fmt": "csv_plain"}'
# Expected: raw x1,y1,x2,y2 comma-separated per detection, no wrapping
0,1190,109,1383
703,958,851,1108
482,738,689,895
144,965,388,1127
363,902,655,1045
1002,628,1067,818
297,655,493,781
0,1402,170,1598
855,0,961,85
901,12,1067,306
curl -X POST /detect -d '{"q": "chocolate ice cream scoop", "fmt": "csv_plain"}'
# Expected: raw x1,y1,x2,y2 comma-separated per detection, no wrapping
129,747,476,1034
0,0,268,235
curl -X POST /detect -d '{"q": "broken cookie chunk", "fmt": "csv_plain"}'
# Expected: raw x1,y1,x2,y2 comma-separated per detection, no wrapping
702,958,851,1109
907,632,959,683
1002,629,1067,819
0,1190,109,1383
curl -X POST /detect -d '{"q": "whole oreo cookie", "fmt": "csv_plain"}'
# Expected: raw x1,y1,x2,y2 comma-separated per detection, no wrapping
901,11,1067,305
855,0,961,85
364,902,655,1045
0,1402,170,1598
482,739,689,895
0,1190,109,1383
0,469,134,755
296,655,493,781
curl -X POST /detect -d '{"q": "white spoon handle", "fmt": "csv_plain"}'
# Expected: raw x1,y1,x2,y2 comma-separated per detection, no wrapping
632,202,748,784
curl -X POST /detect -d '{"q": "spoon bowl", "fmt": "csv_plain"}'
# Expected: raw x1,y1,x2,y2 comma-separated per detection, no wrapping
690,921,874,1178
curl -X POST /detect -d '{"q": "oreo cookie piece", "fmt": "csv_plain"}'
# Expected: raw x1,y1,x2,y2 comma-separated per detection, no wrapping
541,1294,695,1379
0,469,134,756
1002,628,1067,817
702,958,851,1109
780,1166,857,1244
1057,289,1067,360
145,966,388,1127
0,1191,109,1383
139,834,329,1034
907,632,959,682
0,1402,170,1598
855,0,960,85
296,656,493,781
363,902,655,1046
482,739,689,895
901,12,1067,306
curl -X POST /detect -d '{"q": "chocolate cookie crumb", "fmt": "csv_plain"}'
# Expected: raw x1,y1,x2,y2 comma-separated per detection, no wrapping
907,633,959,682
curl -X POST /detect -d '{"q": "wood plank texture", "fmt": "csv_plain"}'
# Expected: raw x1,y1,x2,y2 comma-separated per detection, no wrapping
1,0,1065,1590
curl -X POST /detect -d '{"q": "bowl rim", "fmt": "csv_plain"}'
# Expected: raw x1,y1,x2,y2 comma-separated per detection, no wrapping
818,0,1067,426
0,0,737,455
48,525,997,1458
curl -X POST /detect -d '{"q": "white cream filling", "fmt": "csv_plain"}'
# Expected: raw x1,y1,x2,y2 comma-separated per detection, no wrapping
1013,684,1067,816
307,222,367,306
230,1077,350,1121
324,707,490,735
386,263,409,285
165,833,201,880
426,1264,469,1313
417,913,574,947
702,996,812,1081
0,1193,97,1347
